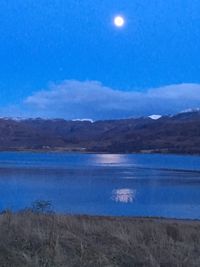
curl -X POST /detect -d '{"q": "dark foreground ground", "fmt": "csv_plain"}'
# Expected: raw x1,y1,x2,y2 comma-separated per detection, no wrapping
0,211,200,267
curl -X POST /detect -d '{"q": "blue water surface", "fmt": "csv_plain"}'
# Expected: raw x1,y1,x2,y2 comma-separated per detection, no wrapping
0,152,199,219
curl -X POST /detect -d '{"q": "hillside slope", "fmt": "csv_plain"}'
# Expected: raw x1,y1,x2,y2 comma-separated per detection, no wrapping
0,111,200,154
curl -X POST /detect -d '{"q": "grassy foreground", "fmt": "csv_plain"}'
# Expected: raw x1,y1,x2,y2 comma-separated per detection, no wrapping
0,211,199,267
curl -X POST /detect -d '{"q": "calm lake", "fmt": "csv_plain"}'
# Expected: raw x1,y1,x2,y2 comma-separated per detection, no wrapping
0,152,200,219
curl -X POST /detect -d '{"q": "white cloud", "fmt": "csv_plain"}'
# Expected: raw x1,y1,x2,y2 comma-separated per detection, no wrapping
2,80,200,120
147,83,200,99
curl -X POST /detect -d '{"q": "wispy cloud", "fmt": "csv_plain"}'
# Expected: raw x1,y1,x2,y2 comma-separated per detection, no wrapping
1,81,200,120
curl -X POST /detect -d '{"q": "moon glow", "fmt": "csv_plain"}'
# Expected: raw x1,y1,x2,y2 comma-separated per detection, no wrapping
114,16,125,27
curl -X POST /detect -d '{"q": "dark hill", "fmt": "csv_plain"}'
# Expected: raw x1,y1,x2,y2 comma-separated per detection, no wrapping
0,111,200,154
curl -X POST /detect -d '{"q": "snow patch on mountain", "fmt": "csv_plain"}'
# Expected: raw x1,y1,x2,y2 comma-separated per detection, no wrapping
72,118,94,123
0,117,27,121
180,108,200,114
148,115,162,120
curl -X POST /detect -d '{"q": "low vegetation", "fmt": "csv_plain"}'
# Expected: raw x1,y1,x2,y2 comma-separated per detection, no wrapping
0,209,199,266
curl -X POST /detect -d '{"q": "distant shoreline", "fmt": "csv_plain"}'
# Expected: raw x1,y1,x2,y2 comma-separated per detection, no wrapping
0,148,199,157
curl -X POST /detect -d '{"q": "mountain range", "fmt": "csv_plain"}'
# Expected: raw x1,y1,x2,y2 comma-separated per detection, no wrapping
0,110,199,154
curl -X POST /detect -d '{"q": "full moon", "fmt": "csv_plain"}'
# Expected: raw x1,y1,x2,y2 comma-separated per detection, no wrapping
114,16,125,27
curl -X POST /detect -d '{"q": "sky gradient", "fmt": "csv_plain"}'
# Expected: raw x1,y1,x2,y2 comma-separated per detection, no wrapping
0,1,200,119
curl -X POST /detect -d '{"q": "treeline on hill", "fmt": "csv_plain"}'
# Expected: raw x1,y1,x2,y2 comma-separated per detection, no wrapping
0,111,200,154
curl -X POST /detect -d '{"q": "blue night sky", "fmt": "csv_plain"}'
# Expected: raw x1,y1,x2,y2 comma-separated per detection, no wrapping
0,0,200,120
